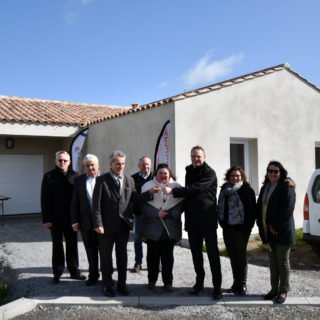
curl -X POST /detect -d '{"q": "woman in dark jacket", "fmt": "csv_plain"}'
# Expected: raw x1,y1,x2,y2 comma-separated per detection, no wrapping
257,160,296,304
217,166,256,295
140,163,184,292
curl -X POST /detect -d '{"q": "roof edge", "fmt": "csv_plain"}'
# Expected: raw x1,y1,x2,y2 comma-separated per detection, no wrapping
131,63,320,112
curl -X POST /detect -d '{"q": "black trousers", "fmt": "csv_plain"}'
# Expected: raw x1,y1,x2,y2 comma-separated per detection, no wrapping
188,230,222,290
146,239,175,285
50,226,79,276
98,222,129,288
223,228,250,285
81,227,100,280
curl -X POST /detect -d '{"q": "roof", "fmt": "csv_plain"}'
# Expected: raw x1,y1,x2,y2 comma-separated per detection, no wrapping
0,96,128,127
1,64,318,127
118,63,320,118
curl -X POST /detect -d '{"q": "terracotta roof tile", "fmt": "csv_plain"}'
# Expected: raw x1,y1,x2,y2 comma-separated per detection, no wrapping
0,96,128,127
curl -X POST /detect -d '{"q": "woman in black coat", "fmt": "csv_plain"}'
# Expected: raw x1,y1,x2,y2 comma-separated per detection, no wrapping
217,166,256,295
257,160,296,304
140,163,184,292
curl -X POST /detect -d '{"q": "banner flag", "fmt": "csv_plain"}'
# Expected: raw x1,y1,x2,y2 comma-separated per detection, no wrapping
70,128,88,171
154,120,170,172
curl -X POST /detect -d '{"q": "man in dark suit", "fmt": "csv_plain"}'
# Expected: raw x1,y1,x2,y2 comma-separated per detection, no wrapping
93,150,152,297
170,145,222,300
71,154,100,286
41,150,86,284
130,156,153,273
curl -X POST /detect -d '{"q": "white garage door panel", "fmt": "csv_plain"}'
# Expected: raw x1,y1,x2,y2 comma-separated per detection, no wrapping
0,154,43,215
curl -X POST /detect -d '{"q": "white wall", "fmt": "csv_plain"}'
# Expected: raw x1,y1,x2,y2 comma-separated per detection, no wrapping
174,69,320,229
0,122,79,137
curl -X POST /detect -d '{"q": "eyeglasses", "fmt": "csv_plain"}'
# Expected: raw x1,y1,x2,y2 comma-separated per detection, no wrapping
268,169,280,174
58,159,69,163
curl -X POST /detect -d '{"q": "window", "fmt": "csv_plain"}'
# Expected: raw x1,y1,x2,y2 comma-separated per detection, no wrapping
311,175,320,203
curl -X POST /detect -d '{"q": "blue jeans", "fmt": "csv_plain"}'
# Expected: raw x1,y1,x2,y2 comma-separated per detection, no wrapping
133,215,143,264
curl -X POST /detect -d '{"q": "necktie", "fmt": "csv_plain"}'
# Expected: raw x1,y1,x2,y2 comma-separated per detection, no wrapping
116,176,121,193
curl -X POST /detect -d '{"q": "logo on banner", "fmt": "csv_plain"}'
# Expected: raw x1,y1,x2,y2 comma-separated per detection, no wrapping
154,120,170,170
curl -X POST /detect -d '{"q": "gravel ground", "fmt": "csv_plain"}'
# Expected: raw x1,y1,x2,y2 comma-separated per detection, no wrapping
1,215,320,319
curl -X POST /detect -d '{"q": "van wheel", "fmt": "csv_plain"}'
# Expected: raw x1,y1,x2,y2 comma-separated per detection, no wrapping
311,245,320,257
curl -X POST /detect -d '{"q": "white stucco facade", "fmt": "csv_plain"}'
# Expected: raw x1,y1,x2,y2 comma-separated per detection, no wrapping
87,68,320,231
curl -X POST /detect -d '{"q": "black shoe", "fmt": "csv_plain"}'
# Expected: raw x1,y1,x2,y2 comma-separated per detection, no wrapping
213,289,223,300
70,273,86,281
226,287,235,293
117,285,130,296
85,278,99,286
263,291,278,300
147,282,156,290
53,275,60,284
164,284,173,292
130,263,142,273
275,292,287,304
189,284,203,295
236,283,247,296
227,281,239,293
103,286,115,297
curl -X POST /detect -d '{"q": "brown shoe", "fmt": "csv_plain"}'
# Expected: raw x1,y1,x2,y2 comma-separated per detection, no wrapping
275,292,287,304
263,291,278,300
130,263,142,273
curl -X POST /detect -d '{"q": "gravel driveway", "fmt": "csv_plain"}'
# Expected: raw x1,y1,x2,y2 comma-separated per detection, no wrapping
1,215,320,319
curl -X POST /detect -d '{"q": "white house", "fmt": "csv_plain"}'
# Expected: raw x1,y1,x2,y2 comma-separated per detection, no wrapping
0,95,126,215
86,63,320,230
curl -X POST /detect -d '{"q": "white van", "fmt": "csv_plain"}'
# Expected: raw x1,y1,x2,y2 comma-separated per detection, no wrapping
303,169,320,256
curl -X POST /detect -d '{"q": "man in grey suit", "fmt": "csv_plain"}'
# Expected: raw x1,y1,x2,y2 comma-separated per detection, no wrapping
71,154,100,286
93,150,151,297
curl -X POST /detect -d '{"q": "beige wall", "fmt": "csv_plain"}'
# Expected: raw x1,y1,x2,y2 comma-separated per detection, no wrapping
87,105,175,176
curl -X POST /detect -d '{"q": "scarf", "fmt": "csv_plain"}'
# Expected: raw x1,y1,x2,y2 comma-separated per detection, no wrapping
217,182,244,225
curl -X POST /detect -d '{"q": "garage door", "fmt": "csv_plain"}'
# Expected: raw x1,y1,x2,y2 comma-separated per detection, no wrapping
0,154,43,215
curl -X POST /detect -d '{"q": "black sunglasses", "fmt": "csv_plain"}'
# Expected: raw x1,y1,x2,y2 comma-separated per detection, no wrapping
268,169,280,174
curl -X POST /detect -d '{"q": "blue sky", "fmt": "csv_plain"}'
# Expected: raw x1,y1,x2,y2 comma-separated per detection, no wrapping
1,0,320,106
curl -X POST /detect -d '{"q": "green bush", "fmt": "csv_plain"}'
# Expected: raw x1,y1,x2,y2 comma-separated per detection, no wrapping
295,228,305,246
218,246,229,257
0,283,7,305
203,228,305,257
203,244,229,257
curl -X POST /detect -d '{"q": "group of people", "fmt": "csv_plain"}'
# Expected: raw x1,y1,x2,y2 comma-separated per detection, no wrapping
41,146,296,304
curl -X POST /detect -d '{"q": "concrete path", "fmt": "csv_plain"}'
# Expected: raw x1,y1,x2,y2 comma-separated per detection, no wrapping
1,295,320,320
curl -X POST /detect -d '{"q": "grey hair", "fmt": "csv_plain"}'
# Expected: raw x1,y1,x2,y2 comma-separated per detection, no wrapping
55,150,70,160
138,155,151,165
109,150,126,164
83,154,99,165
